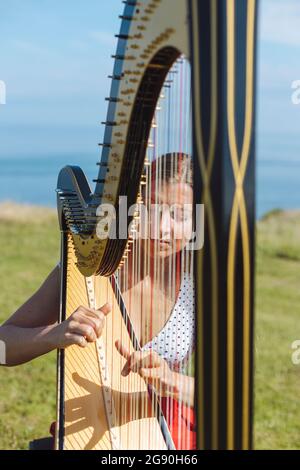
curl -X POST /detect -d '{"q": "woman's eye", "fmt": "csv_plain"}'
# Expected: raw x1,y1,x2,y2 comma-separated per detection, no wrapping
171,207,192,222
170,208,183,221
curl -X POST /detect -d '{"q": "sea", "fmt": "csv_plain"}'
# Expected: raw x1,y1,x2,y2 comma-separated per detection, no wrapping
0,132,299,220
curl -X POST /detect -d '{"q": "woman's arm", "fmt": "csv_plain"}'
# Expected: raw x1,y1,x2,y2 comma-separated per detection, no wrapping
0,266,111,366
3,266,61,329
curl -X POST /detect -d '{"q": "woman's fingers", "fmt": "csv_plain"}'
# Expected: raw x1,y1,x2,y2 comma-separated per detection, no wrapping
139,368,162,391
139,367,160,381
115,342,178,397
121,351,143,377
140,368,180,396
77,304,111,321
65,332,88,348
130,351,162,372
51,303,111,350
70,322,97,343
75,314,103,337
71,303,111,338
115,341,166,380
120,350,162,377
99,303,111,316
115,341,145,376
115,340,131,360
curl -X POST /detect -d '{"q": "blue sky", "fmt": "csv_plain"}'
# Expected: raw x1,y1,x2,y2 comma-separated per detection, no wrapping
0,0,121,157
1,0,300,158
257,0,300,137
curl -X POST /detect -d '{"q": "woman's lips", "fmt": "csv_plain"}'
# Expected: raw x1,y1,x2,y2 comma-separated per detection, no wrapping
149,238,171,247
158,240,171,248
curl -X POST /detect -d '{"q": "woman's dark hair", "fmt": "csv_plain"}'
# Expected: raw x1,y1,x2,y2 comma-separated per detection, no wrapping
150,152,193,187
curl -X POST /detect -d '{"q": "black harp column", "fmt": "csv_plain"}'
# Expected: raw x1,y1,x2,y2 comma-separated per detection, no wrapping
189,0,258,450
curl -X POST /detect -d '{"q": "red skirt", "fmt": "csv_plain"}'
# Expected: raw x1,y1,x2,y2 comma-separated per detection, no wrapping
160,397,196,450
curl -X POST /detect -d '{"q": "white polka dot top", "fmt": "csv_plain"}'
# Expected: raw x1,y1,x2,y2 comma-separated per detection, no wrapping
142,273,195,371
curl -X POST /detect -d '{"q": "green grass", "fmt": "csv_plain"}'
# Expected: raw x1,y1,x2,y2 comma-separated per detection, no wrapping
0,203,300,449
254,210,300,449
0,204,59,450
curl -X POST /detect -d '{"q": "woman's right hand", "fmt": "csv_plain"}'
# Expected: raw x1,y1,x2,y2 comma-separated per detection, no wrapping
48,303,111,349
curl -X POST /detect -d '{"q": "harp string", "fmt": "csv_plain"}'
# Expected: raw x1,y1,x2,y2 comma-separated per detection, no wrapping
178,56,183,440
107,55,194,449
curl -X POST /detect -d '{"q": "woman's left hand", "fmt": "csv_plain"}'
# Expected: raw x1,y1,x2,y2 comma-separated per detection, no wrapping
115,340,179,399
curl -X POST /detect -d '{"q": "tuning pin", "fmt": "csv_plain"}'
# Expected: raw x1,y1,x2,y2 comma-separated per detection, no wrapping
119,15,135,21
98,141,112,148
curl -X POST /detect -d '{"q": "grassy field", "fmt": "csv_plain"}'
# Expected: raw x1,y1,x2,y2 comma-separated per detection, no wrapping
0,202,300,449
0,203,59,450
255,209,300,449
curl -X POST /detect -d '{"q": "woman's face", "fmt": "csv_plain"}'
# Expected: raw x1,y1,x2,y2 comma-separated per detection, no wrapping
148,180,193,259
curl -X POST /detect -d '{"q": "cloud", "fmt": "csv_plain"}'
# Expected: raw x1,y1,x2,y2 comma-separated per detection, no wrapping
259,0,300,47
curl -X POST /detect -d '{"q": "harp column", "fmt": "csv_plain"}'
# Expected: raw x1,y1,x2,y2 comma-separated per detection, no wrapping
189,0,258,450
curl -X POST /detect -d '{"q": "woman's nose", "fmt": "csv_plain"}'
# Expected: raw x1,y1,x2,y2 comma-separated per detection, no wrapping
160,208,172,238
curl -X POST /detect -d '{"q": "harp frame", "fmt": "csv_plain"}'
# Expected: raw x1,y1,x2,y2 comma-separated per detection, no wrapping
57,0,190,278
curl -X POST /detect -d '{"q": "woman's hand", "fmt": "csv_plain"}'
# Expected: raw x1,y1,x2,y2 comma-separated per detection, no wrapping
115,340,179,399
48,303,111,349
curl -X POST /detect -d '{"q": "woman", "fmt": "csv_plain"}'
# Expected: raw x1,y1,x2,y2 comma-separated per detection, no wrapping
115,152,196,449
0,153,196,449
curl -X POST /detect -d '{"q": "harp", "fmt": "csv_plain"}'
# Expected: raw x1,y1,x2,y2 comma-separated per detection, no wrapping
55,0,258,450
